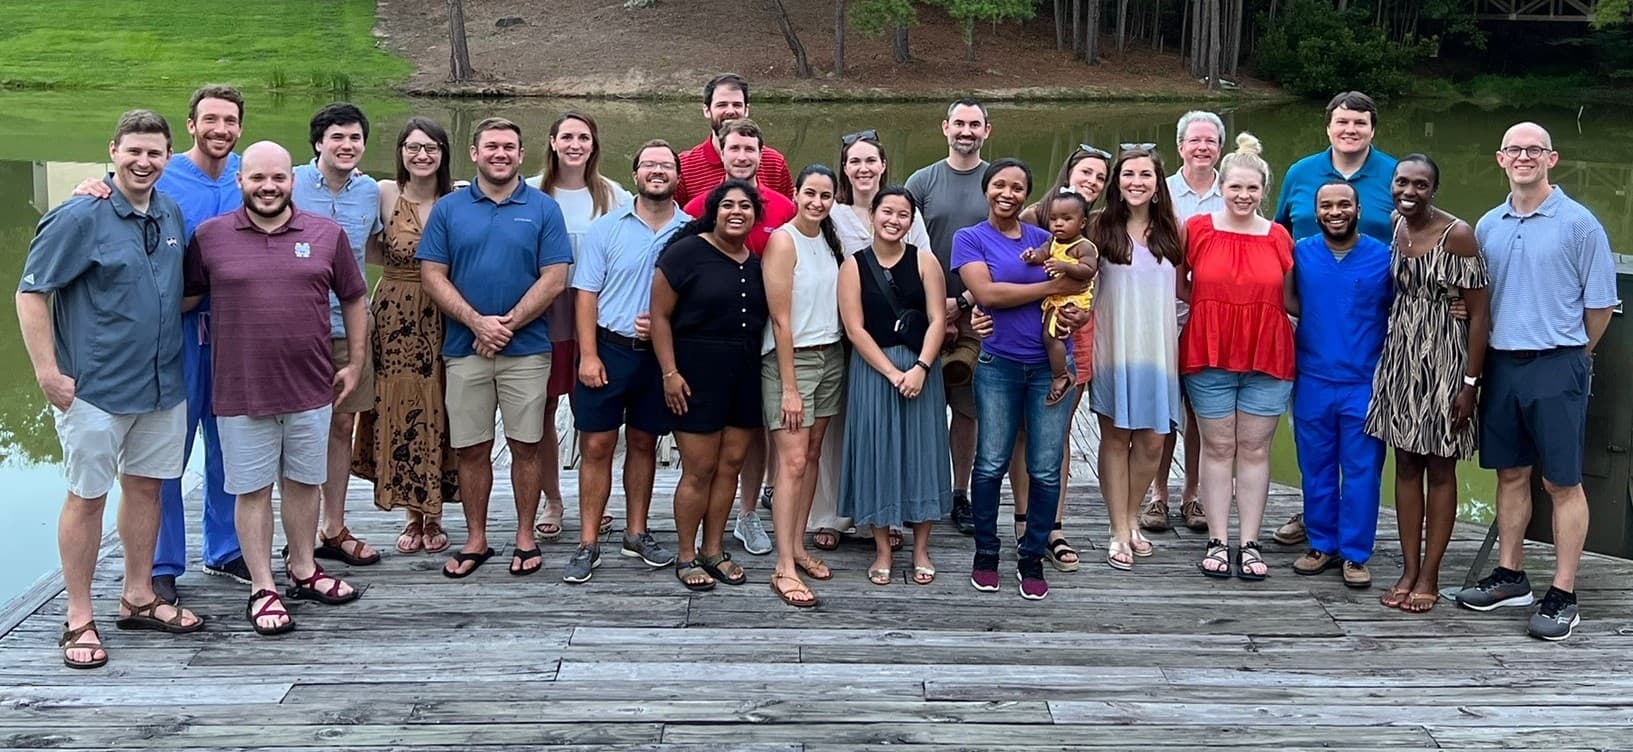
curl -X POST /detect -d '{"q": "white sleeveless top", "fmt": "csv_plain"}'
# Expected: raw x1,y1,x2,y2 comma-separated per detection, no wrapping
762,222,843,354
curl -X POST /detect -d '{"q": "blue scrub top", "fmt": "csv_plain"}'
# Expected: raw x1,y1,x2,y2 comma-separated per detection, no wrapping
1292,234,1392,384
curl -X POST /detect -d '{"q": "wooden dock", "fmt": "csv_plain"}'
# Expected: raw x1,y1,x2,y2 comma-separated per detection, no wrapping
3,405,1633,750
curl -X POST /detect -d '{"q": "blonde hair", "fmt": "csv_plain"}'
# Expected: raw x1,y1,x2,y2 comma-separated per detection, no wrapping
1219,132,1272,191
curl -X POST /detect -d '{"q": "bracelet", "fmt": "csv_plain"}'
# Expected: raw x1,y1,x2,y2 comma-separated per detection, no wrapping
913,360,931,373
663,370,679,379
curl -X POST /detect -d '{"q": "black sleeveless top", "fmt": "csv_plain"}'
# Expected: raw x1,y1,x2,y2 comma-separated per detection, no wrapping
856,244,927,349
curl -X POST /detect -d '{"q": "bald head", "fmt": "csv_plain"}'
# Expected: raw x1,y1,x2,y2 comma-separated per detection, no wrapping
1502,122,1553,150
239,140,294,221
1495,121,1558,191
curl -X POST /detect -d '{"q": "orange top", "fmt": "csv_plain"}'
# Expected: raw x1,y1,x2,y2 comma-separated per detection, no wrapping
1179,213,1296,380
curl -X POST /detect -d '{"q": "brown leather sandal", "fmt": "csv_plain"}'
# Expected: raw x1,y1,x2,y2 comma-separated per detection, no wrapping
314,526,381,566
59,621,108,669
771,571,818,608
115,595,203,634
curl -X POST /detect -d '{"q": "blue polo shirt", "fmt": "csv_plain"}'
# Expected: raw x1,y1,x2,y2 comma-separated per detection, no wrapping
572,202,690,338
293,159,382,337
1292,234,1392,384
1476,186,1620,351
1274,147,1397,245
416,179,574,358
18,179,187,415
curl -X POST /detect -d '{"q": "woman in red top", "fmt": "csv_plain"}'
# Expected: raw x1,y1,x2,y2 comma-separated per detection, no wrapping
1178,133,1295,582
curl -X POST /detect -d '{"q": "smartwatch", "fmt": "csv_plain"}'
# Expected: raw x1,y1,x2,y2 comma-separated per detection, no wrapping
913,360,932,373
1462,374,1480,388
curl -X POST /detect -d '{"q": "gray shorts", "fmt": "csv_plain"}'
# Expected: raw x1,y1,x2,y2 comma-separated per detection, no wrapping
53,399,186,498
218,405,333,494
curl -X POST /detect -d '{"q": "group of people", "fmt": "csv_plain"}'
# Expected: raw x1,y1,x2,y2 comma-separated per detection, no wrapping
24,75,1616,669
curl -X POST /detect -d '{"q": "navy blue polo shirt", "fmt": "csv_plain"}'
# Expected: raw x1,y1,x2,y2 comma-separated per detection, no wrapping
416,179,574,358
18,178,187,415
1274,147,1397,245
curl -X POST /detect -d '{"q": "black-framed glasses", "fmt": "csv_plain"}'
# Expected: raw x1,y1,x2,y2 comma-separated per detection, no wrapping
842,129,879,146
1076,144,1113,160
402,142,442,155
141,216,161,257
1120,142,1158,152
1499,145,1552,159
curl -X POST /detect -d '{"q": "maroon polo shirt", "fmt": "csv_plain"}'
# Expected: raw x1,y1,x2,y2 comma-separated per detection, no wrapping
674,136,795,207
184,206,367,417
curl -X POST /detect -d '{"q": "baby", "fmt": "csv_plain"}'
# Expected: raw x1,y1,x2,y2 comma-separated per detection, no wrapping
1020,189,1098,405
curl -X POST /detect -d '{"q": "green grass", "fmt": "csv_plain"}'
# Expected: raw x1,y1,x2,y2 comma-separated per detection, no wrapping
0,1,412,92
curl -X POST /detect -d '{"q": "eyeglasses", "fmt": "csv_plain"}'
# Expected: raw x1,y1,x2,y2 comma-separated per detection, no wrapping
1121,142,1158,152
636,160,677,172
1077,144,1112,160
842,129,879,146
141,216,160,257
1499,145,1552,159
402,143,442,155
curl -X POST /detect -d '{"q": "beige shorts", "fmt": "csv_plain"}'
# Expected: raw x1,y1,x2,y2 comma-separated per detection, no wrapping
53,399,186,498
761,343,845,430
217,406,333,494
445,353,551,448
330,336,376,414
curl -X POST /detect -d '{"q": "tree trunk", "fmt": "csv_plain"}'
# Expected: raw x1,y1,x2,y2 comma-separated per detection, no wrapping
1206,0,1220,90
835,0,848,76
767,0,814,78
1116,0,1130,52
446,0,475,82
893,22,912,62
1055,0,1067,50
1072,0,1084,58
1337,0,1348,10
964,18,976,63
1086,0,1101,63
1227,0,1243,76
1153,0,1162,51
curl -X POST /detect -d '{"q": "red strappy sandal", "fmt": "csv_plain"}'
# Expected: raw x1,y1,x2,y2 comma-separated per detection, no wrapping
246,590,294,636
285,565,361,606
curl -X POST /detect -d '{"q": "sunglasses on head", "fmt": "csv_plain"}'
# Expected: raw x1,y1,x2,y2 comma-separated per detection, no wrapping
1077,144,1112,160
1121,142,1159,153
842,129,880,146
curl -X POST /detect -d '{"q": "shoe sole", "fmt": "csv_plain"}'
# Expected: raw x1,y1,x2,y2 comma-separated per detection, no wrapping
202,567,252,586
1293,559,1341,577
1457,592,1536,612
1015,572,1048,600
621,548,677,567
1528,613,1581,641
969,575,1000,593
1271,532,1306,546
562,558,602,584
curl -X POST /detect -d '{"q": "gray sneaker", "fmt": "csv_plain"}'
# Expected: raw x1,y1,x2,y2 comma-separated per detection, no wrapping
1527,589,1581,642
561,544,601,584
1455,568,1535,611
734,512,772,555
621,531,676,567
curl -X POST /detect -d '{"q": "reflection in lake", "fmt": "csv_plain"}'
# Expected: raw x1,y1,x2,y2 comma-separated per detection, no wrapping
5,93,1630,601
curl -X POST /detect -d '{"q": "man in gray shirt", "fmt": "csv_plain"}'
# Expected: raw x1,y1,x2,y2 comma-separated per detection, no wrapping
905,98,992,534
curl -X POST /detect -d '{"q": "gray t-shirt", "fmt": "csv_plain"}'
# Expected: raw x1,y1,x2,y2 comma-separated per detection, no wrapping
905,158,989,296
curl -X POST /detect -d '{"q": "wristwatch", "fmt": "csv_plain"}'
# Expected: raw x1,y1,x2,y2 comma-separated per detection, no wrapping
913,360,932,373
1462,374,1480,388
956,294,972,313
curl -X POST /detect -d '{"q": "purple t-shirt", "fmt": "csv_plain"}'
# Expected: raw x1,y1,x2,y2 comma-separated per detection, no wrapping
952,220,1058,365
185,207,367,417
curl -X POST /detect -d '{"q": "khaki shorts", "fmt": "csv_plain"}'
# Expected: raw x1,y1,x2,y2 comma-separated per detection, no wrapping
217,406,332,494
53,399,186,498
445,353,551,448
761,343,845,430
330,336,376,414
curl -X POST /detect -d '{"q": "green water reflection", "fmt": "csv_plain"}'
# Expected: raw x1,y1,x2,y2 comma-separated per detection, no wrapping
6,91,1626,601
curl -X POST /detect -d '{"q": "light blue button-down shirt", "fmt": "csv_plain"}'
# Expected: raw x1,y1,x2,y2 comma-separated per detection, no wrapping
292,159,381,337
571,202,690,338
1476,186,1620,351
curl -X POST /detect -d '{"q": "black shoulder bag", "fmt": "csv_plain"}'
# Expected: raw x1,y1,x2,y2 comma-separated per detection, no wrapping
862,246,929,352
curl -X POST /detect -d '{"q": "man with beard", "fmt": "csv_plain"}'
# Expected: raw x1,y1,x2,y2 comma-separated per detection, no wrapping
417,118,573,579
185,141,367,636
674,73,794,206
21,110,202,667
70,85,251,604
561,140,689,583
1270,90,1397,546
292,102,383,568
1285,182,1392,588
905,98,992,535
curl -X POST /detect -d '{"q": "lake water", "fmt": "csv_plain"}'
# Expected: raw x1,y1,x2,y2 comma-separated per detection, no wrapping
4,91,1631,605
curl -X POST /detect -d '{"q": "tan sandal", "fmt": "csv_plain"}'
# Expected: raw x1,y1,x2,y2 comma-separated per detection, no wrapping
1380,586,1410,609
771,571,817,608
396,521,425,554
794,555,833,581
1401,592,1441,613
421,519,450,554
867,568,892,586
59,621,107,669
908,564,937,585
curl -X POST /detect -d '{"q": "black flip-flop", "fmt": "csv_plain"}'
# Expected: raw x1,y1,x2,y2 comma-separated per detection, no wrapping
443,547,495,579
509,547,543,577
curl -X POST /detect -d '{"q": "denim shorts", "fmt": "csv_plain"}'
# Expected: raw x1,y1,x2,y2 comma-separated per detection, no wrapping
1183,367,1292,420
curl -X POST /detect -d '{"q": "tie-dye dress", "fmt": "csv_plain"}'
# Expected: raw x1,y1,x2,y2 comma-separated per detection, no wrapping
1090,237,1183,433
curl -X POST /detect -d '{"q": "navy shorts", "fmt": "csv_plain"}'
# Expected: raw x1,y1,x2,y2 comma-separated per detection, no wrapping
572,332,671,436
1478,346,1590,486
671,338,763,435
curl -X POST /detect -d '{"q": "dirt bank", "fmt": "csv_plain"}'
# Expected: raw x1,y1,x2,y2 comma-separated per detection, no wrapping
374,0,1281,101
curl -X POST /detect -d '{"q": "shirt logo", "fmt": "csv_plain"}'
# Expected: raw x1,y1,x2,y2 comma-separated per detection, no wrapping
21,274,34,286
294,242,312,259
166,237,179,248
513,217,534,224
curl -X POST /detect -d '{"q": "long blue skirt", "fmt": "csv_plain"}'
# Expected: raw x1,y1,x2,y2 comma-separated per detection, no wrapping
838,345,953,528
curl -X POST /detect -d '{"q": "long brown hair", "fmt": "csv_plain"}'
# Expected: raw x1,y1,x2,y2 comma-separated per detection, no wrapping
394,117,453,197
1091,147,1182,267
1025,146,1112,229
836,135,889,206
537,111,617,217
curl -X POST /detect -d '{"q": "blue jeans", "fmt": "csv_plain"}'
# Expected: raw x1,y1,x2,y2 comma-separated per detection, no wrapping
971,351,1075,562
154,309,241,576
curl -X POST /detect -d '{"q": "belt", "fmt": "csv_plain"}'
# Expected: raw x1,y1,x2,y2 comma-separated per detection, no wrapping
381,267,419,282
793,342,837,353
597,326,648,351
1498,345,1582,361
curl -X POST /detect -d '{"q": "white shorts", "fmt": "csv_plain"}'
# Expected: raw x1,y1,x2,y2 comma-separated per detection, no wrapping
53,400,186,499
217,405,333,495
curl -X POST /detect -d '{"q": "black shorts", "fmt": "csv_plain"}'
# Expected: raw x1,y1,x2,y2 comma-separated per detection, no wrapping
1478,346,1590,486
572,332,671,436
672,338,763,434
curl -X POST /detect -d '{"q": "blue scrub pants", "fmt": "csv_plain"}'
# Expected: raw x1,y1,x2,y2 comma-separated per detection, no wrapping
153,310,242,577
1291,376,1384,564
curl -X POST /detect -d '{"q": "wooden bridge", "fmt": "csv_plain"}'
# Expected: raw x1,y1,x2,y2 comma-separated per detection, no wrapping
2,405,1633,749
1476,0,1598,22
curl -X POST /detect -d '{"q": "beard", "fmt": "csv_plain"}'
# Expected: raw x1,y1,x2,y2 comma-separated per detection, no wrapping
1322,222,1358,244
245,192,290,218
639,182,676,202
